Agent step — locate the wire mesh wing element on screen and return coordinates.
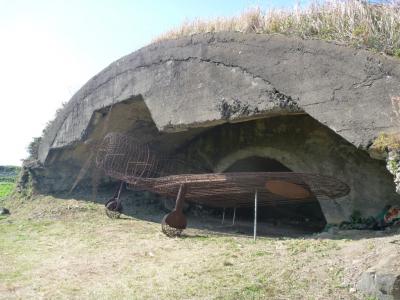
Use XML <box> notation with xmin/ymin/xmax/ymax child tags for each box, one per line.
<box><xmin>95</xmin><ymin>132</ymin><xmax>350</xmax><ymax>208</ymax></box>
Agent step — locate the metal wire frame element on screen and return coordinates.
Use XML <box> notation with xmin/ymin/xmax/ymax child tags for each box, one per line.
<box><xmin>96</xmin><ymin>132</ymin><xmax>203</xmax><ymax>184</ymax></box>
<box><xmin>95</xmin><ymin>132</ymin><xmax>350</xmax><ymax>208</ymax></box>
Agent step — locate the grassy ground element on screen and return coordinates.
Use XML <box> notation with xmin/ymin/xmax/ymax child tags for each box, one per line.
<box><xmin>0</xmin><ymin>166</ymin><xmax>19</xmax><ymax>199</ymax></box>
<box><xmin>1</xmin><ymin>193</ymin><xmax>399</xmax><ymax>299</ymax></box>
<box><xmin>0</xmin><ymin>183</ymin><xmax>14</xmax><ymax>198</ymax></box>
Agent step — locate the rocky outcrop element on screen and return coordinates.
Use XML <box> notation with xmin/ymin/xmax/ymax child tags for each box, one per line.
<box><xmin>357</xmin><ymin>254</ymin><xmax>400</xmax><ymax>300</ymax></box>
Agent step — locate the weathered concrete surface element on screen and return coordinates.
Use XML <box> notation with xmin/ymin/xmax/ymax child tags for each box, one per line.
<box><xmin>32</xmin><ymin>32</ymin><xmax>400</xmax><ymax>224</ymax></box>
<box><xmin>31</xmin><ymin>97</ymin><xmax>208</xmax><ymax>193</ymax></box>
<box><xmin>181</xmin><ymin>115</ymin><xmax>400</xmax><ymax>224</ymax></box>
<box><xmin>38</xmin><ymin>32</ymin><xmax>400</xmax><ymax>164</ymax></box>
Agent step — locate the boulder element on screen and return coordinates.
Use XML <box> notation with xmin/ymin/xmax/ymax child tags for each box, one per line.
<box><xmin>0</xmin><ymin>207</ymin><xmax>10</xmax><ymax>215</ymax></box>
<box><xmin>357</xmin><ymin>254</ymin><xmax>400</xmax><ymax>300</ymax></box>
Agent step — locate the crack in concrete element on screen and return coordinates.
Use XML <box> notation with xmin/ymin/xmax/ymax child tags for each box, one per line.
<box><xmin>66</xmin><ymin>55</ymin><xmax>298</xmax><ymax>120</ymax></box>
<box><xmin>40</xmin><ymin>34</ymin><xmax>400</xmax><ymax>164</ymax></box>
<box><xmin>351</xmin><ymin>75</ymin><xmax>382</xmax><ymax>89</ymax></box>
<box><xmin>78</xmin><ymin>55</ymin><xmax>292</xmax><ymax>105</ymax></box>
<box><xmin>351</xmin><ymin>63</ymin><xmax>388</xmax><ymax>89</ymax></box>
<box><xmin>303</xmin><ymin>85</ymin><xmax>344</xmax><ymax>107</ymax></box>
<box><xmin>336</xmin><ymin>125</ymin><xmax>392</xmax><ymax>133</ymax></box>
<box><xmin>47</xmin><ymin>56</ymin><xmax>299</xmax><ymax>153</ymax></box>
<box><xmin>331</xmin><ymin>85</ymin><xmax>344</xmax><ymax>102</ymax></box>
<box><xmin>302</xmin><ymin>100</ymin><xmax>332</xmax><ymax>107</ymax></box>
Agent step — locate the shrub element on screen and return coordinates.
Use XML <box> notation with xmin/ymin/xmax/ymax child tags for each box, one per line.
<box><xmin>27</xmin><ymin>137</ymin><xmax>42</xmax><ymax>160</ymax></box>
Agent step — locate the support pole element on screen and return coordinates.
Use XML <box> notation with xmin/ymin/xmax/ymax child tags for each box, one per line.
<box><xmin>222</xmin><ymin>208</ymin><xmax>225</xmax><ymax>225</ymax></box>
<box><xmin>174</xmin><ymin>184</ymin><xmax>187</xmax><ymax>212</ymax></box>
<box><xmin>232</xmin><ymin>207</ymin><xmax>236</xmax><ymax>226</ymax></box>
<box><xmin>254</xmin><ymin>189</ymin><xmax>258</xmax><ymax>241</ymax></box>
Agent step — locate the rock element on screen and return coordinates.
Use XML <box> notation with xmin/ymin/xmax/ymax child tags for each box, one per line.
<box><xmin>358</xmin><ymin>272</ymin><xmax>400</xmax><ymax>300</ymax></box>
<box><xmin>357</xmin><ymin>255</ymin><xmax>400</xmax><ymax>300</ymax></box>
<box><xmin>0</xmin><ymin>207</ymin><xmax>10</xmax><ymax>215</ymax></box>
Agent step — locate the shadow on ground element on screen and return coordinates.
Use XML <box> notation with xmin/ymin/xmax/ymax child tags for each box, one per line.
<box><xmin>53</xmin><ymin>187</ymin><xmax>400</xmax><ymax>241</ymax></box>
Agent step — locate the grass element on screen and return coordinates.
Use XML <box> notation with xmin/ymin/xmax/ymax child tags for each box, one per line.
<box><xmin>0</xmin><ymin>193</ymin><xmax>377</xmax><ymax>299</ymax></box>
<box><xmin>0</xmin><ymin>183</ymin><xmax>14</xmax><ymax>198</ymax></box>
<box><xmin>155</xmin><ymin>0</ymin><xmax>400</xmax><ymax>58</ymax></box>
<box><xmin>371</xmin><ymin>132</ymin><xmax>400</xmax><ymax>153</ymax></box>
<box><xmin>0</xmin><ymin>165</ymin><xmax>19</xmax><ymax>199</ymax></box>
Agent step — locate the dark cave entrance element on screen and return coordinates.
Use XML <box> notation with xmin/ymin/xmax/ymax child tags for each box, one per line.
<box><xmin>222</xmin><ymin>156</ymin><xmax>327</xmax><ymax>232</ymax></box>
<box><xmin>225</xmin><ymin>156</ymin><xmax>292</xmax><ymax>173</ymax></box>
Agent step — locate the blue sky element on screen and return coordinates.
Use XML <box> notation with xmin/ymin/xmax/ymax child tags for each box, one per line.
<box><xmin>0</xmin><ymin>0</ymin><xmax>304</xmax><ymax>165</ymax></box>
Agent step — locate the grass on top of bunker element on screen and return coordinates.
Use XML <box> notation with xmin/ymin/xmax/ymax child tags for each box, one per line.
<box><xmin>1</xmin><ymin>193</ymin><xmax>399</xmax><ymax>300</ymax></box>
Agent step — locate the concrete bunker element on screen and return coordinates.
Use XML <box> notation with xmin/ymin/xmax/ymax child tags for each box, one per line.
<box><xmin>30</xmin><ymin>32</ymin><xmax>400</xmax><ymax>232</ymax></box>
<box><xmin>43</xmin><ymin>98</ymin><xmax>393</xmax><ymax>232</ymax></box>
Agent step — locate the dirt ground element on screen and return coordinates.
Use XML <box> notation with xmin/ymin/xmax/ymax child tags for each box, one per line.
<box><xmin>1</xmin><ymin>193</ymin><xmax>399</xmax><ymax>300</ymax></box>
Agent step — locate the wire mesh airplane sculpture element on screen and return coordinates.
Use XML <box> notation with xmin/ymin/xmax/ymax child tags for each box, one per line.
<box><xmin>95</xmin><ymin>132</ymin><xmax>350</xmax><ymax>237</ymax></box>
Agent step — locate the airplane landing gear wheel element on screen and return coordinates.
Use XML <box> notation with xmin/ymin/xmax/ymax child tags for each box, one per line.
<box><xmin>161</xmin><ymin>215</ymin><xmax>183</xmax><ymax>237</ymax></box>
<box><xmin>105</xmin><ymin>198</ymin><xmax>122</xmax><ymax>219</ymax></box>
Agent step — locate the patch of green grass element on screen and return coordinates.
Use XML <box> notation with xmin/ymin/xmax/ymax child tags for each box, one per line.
<box><xmin>243</xmin><ymin>283</ymin><xmax>264</xmax><ymax>295</ymax></box>
<box><xmin>0</xmin><ymin>182</ymin><xmax>14</xmax><ymax>198</ymax></box>
<box><xmin>286</xmin><ymin>238</ymin><xmax>340</xmax><ymax>256</ymax></box>
<box><xmin>253</xmin><ymin>250</ymin><xmax>268</xmax><ymax>257</ymax></box>
<box><xmin>0</xmin><ymin>165</ymin><xmax>18</xmax><ymax>199</ymax></box>
<box><xmin>230</xmin><ymin>277</ymin><xmax>278</xmax><ymax>300</ymax></box>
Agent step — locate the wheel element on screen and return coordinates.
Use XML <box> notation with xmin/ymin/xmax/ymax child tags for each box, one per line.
<box><xmin>161</xmin><ymin>214</ymin><xmax>183</xmax><ymax>237</ymax></box>
<box><xmin>105</xmin><ymin>198</ymin><xmax>122</xmax><ymax>219</ymax></box>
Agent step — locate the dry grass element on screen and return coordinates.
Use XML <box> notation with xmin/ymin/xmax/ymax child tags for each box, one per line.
<box><xmin>371</xmin><ymin>132</ymin><xmax>400</xmax><ymax>153</ymax></box>
<box><xmin>1</xmin><ymin>194</ymin><xmax>399</xmax><ymax>299</ymax></box>
<box><xmin>156</xmin><ymin>0</ymin><xmax>400</xmax><ymax>57</ymax></box>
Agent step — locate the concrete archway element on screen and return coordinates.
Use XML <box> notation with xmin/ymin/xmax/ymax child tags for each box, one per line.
<box><xmin>181</xmin><ymin>114</ymin><xmax>399</xmax><ymax>224</ymax></box>
<box><xmin>222</xmin><ymin>155</ymin><xmax>327</xmax><ymax>231</ymax></box>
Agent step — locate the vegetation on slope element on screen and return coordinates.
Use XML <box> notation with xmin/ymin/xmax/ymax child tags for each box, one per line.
<box><xmin>0</xmin><ymin>166</ymin><xmax>20</xmax><ymax>198</ymax></box>
<box><xmin>156</xmin><ymin>0</ymin><xmax>400</xmax><ymax>57</ymax></box>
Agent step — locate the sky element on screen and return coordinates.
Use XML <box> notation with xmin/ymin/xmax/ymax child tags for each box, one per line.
<box><xmin>0</xmin><ymin>0</ymin><xmax>302</xmax><ymax>166</ymax></box>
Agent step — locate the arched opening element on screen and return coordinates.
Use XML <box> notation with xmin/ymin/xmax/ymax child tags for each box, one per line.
<box><xmin>225</xmin><ymin>156</ymin><xmax>292</xmax><ymax>173</ymax></box>
<box><xmin>223</xmin><ymin>156</ymin><xmax>327</xmax><ymax>232</ymax></box>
